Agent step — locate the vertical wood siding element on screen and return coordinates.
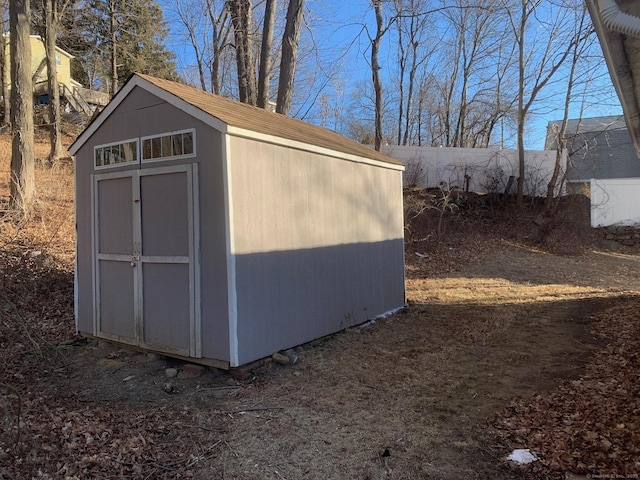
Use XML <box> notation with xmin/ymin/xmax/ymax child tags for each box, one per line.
<box><xmin>230</xmin><ymin>137</ymin><xmax>405</xmax><ymax>364</ymax></box>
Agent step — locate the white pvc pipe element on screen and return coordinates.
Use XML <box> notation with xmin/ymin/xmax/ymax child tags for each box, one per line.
<box><xmin>600</xmin><ymin>0</ymin><xmax>640</xmax><ymax>36</ymax></box>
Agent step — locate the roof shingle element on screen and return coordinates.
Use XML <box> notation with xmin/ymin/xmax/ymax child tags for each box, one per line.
<box><xmin>136</xmin><ymin>74</ymin><xmax>402</xmax><ymax>167</ymax></box>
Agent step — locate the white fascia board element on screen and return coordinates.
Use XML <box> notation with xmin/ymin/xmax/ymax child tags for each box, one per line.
<box><xmin>69</xmin><ymin>76</ymin><xmax>230</xmax><ymax>155</ymax></box>
<box><xmin>225</xmin><ymin>126</ymin><xmax>405</xmax><ymax>172</ymax></box>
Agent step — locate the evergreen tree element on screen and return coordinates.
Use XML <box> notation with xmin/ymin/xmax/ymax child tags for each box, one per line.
<box><xmin>110</xmin><ymin>0</ymin><xmax>179</xmax><ymax>83</ymax></box>
<box><xmin>68</xmin><ymin>0</ymin><xmax>179</xmax><ymax>94</ymax></box>
<box><xmin>56</xmin><ymin>1</ymin><xmax>102</xmax><ymax>88</ymax></box>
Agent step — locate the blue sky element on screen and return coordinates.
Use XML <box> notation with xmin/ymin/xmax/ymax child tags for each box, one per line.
<box><xmin>159</xmin><ymin>0</ymin><xmax>623</xmax><ymax>150</ymax></box>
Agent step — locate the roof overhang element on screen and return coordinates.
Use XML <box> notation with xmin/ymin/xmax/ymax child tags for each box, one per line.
<box><xmin>69</xmin><ymin>74</ymin><xmax>404</xmax><ymax>170</ymax></box>
<box><xmin>586</xmin><ymin>0</ymin><xmax>640</xmax><ymax>157</ymax></box>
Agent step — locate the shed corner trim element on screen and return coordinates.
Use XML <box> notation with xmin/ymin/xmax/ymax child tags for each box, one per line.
<box><xmin>221</xmin><ymin>133</ymin><xmax>239</xmax><ymax>366</ymax></box>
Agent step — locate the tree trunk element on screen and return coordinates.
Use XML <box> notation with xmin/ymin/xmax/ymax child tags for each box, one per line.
<box><xmin>545</xmin><ymin>7</ymin><xmax>587</xmax><ymax>212</ymax></box>
<box><xmin>257</xmin><ymin>0</ymin><xmax>276</xmax><ymax>109</ymax></box>
<box><xmin>276</xmin><ymin>0</ymin><xmax>304</xmax><ymax>115</ymax></box>
<box><xmin>173</xmin><ymin>0</ymin><xmax>207</xmax><ymax>91</ymax></box>
<box><xmin>9</xmin><ymin>0</ymin><xmax>36</xmax><ymax>215</ymax></box>
<box><xmin>516</xmin><ymin>115</ymin><xmax>525</xmax><ymax>206</ymax></box>
<box><xmin>512</xmin><ymin>0</ymin><xmax>576</xmax><ymax>207</ymax></box>
<box><xmin>0</xmin><ymin>0</ymin><xmax>10</xmax><ymax>128</ymax></box>
<box><xmin>396</xmin><ymin>17</ymin><xmax>405</xmax><ymax>146</ymax></box>
<box><xmin>516</xmin><ymin>0</ymin><xmax>526</xmax><ymax>208</ymax></box>
<box><xmin>211</xmin><ymin>39</ymin><xmax>220</xmax><ymax>94</ymax></box>
<box><xmin>0</xmin><ymin>18</ymin><xmax>9</xmax><ymax>128</ymax></box>
<box><xmin>371</xmin><ymin>0</ymin><xmax>384</xmax><ymax>151</ymax></box>
<box><xmin>191</xmin><ymin>29</ymin><xmax>207</xmax><ymax>91</ymax></box>
<box><xmin>32</xmin><ymin>58</ymin><xmax>46</xmax><ymax>83</ymax></box>
<box><xmin>503</xmin><ymin>175</ymin><xmax>515</xmax><ymax>200</ymax></box>
<box><xmin>403</xmin><ymin>32</ymin><xmax>419</xmax><ymax>146</ymax></box>
<box><xmin>44</xmin><ymin>0</ymin><xmax>64</xmax><ymax>163</ymax></box>
<box><xmin>206</xmin><ymin>0</ymin><xmax>230</xmax><ymax>95</ymax></box>
<box><xmin>227</xmin><ymin>0</ymin><xmax>257</xmax><ymax>105</ymax></box>
<box><xmin>109</xmin><ymin>0</ymin><xmax>118</xmax><ymax>96</ymax></box>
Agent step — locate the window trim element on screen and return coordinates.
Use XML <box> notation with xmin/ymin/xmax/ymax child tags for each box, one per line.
<box><xmin>141</xmin><ymin>129</ymin><xmax>196</xmax><ymax>163</ymax></box>
<box><xmin>94</xmin><ymin>138</ymin><xmax>140</xmax><ymax>170</ymax></box>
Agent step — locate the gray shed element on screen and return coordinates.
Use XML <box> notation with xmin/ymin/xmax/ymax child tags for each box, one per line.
<box><xmin>70</xmin><ymin>74</ymin><xmax>406</xmax><ymax>369</ymax></box>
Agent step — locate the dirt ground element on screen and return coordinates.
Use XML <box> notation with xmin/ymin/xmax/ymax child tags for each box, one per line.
<box><xmin>1</xmin><ymin>134</ymin><xmax>640</xmax><ymax>479</ymax></box>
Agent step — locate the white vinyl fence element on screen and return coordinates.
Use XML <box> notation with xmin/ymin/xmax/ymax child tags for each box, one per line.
<box><xmin>383</xmin><ymin>145</ymin><xmax>560</xmax><ymax>197</ymax></box>
<box><xmin>590</xmin><ymin>178</ymin><xmax>640</xmax><ymax>227</ymax></box>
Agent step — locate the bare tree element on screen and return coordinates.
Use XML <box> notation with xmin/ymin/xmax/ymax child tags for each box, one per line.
<box><xmin>545</xmin><ymin>3</ymin><xmax>593</xmax><ymax>212</ymax></box>
<box><xmin>370</xmin><ymin>0</ymin><xmax>391</xmax><ymax>151</ymax></box>
<box><xmin>168</xmin><ymin>0</ymin><xmax>233</xmax><ymax>94</ymax></box>
<box><xmin>424</xmin><ymin>0</ymin><xmax>511</xmax><ymax>148</ymax></box>
<box><xmin>483</xmin><ymin>38</ymin><xmax>518</xmax><ymax>148</ymax></box>
<box><xmin>224</xmin><ymin>0</ymin><xmax>309</xmax><ymax>113</ymax></box>
<box><xmin>257</xmin><ymin>0</ymin><xmax>276</xmax><ymax>108</ymax></box>
<box><xmin>506</xmin><ymin>0</ymin><xmax>577</xmax><ymax>207</ymax></box>
<box><xmin>0</xmin><ymin>0</ymin><xmax>9</xmax><ymax>128</ymax></box>
<box><xmin>42</xmin><ymin>0</ymin><xmax>73</xmax><ymax>163</ymax></box>
<box><xmin>275</xmin><ymin>0</ymin><xmax>304</xmax><ymax>115</ymax></box>
<box><xmin>172</xmin><ymin>0</ymin><xmax>209</xmax><ymax>90</ymax></box>
<box><xmin>393</xmin><ymin>0</ymin><xmax>434</xmax><ymax>146</ymax></box>
<box><xmin>9</xmin><ymin>0</ymin><xmax>36</xmax><ymax>214</ymax></box>
<box><xmin>205</xmin><ymin>0</ymin><xmax>232</xmax><ymax>95</ymax></box>
<box><xmin>450</xmin><ymin>2</ymin><xmax>494</xmax><ymax>147</ymax></box>
<box><xmin>106</xmin><ymin>0</ymin><xmax>117</xmax><ymax>95</ymax></box>
<box><xmin>394</xmin><ymin>1</ymin><xmax>407</xmax><ymax>145</ymax></box>
<box><xmin>227</xmin><ymin>0</ymin><xmax>257</xmax><ymax>104</ymax></box>
<box><xmin>382</xmin><ymin>1</ymin><xmax>513</xmax><ymax>148</ymax></box>
<box><xmin>439</xmin><ymin>16</ymin><xmax>461</xmax><ymax>147</ymax></box>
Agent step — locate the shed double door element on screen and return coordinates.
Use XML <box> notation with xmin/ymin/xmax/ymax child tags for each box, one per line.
<box><xmin>92</xmin><ymin>164</ymin><xmax>200</xmax><ymax>357</ymax></box>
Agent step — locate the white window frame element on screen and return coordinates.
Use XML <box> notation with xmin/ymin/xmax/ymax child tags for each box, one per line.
<box><xmin>141</xmin><ymin>129</ymin><xmax>196</xmax><ymax>164</ymax></box>
<box><xmin>94</xmin><ymin>138</ymin><xmax>140</xmax><ymax>170</ymax></box>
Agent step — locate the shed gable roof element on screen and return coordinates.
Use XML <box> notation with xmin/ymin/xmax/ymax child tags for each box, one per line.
<box><xmin>70</xmin><ymin>73</ymin><xmax>403</xmax><ymax>168</ymax></box>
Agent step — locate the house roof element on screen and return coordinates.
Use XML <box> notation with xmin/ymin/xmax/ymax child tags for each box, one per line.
<box><xmin>586</xmin><ymin>0</ymin><xmax>640</xmax><ymax>157</ymax></box>
<box><xmin>69</xmin><ymin>73</ymin><xmax>403</xmax><ymax>169</ymax></box>
<box><xmin>559</xmin><ymin>115</ymin><xmax>627</xmax><ymax>133</ymax></box>
<box><xmin>28</xmin><ymin>35</ymin><xmax>75</xmax><ymax>59</ymax></box>
<box><xmin>544</xmin><ymin>115</ymin><xmax>640</xmax><ymax>181</ymax></box>
<box><xmin>566</xmin><ymin>128</ymin><xmax>640</xmax><ymax>181</ymax></box>
<box><xmin>544</xmin><ymin>115</ymin><xmax>626</xmax><ymax>149</ymax></box>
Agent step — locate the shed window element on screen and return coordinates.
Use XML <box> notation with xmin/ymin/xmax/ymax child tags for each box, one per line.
<box><xmin>142</xmin><ymin>129</ymin><xmax>195</xmax><ymax>161</ymax></box>
<box><xmin>95</xmin><ymin>139</ymin><xmax>138</xmax><ymax>168</ymax></box>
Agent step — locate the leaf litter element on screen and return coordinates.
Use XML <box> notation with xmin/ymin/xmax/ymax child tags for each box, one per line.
<box><xmin>1</xmin><ymin>137</ymin><xmax>640</xmax><ymax>479</ymax></box>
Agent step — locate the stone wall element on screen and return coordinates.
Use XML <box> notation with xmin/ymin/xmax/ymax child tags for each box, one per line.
<box><xmin>598</xmin><ymin>225</ymin><xmax>640</xmax><ymax>248</ymax></box>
